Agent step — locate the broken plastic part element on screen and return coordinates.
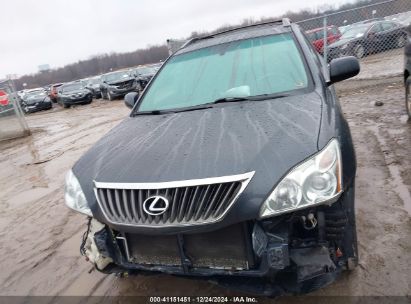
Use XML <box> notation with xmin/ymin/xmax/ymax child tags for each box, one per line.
<box><xmin>83</xmin><ymin>218</ymin><xmax>113</xmax><ymax>270</ymax></box>
<box><xmin>301</xmin><ymin>213</ymin><xmax>317</xmax><ymax>230</ymax></box>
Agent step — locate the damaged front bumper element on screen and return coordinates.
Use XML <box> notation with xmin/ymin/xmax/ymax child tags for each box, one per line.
<box><xmin>81</xmin><ymin>187</ymin><xmax>357</xmax><ymax>296</ymax></box>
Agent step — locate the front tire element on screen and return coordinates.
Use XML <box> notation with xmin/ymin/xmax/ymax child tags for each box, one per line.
<box><xmin>107</xmin><ymin>91</ymin><xmax>113</xmax><ymax>101</ymax></box>
<box><xmin>406</xmin><ymin>77</ymin><xmax>411</xmax><ymax>120</ymax></box>
<box><xmin>354</xmin><ymin>44</ymin><xmax>365</xmax><ymax>59</ymax></box>
<box><xmin>63</xmin><ymin>103</ymin><xmax>70</xmax><ymax>109</ymax></box>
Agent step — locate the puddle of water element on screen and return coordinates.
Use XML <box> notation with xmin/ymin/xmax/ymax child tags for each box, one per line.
<box><xmin>7</xmin><ymin>187</ymin><xmax>51</xmax><ymax>208</ymax></box>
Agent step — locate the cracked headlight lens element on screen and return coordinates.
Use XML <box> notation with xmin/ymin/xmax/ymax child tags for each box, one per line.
<box><xmin>260</xmin><ymin>139</ymin><xmax>342</xmax><ymax>218</ymax></box>
<box><xmin>64</xmin><ymin>169</ymin><xmax>92</xmax><ymax>216</ymax></box>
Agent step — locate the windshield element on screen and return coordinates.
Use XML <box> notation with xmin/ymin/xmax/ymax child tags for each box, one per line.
<box><xmin>88</xmin><ymin>78</ymin><xmax>101</xmax><ymax>85</ymax></box>
<box><xmin>341</xmin><ymin>24</ymin><xmax>370</xmax><ymax>39</ymax></box>
<box><xmin>306</xmin><ymin>31</ymin><xmax>319</xmax><ymax>41</ymax></box>
<box><xmin>61</xmin><ymin>83</ymin><xmax>84</xmax><ymax>92</ymax></box>
<box><xmin>137</xmin><ymin>33</ymin><xmax>309</xmax><ymax>112</ymax></box>
<box><xmin>103</xmin><ymin>71</ymin><xmax>131</xmax><ymax>82</ymax></box>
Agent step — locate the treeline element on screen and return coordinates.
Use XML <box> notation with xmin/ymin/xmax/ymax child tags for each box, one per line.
<box><xmin>15</xmin><ymin>45</ymin><xmax>168</xmax><ymax>90</ymax></box>
<box><xmin>16</xmin><ymin>0</ymin><xmax>409</xmax><ymax>90</ymax></box>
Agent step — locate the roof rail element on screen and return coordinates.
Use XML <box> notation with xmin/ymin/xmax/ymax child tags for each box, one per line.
<box><xmin>178</xmin><ymin>18</ymin><xmax>291</xmax><ymax>51</ymax></box>
<box><xmin>282</xmin><ymin>18</ymin><xmax>291</xmax><ymax>27</ymax></box>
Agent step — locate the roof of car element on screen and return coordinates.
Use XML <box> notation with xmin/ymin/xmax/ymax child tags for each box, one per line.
<box><xmin>306</xmin><ymin>25</ymin><xmax>337</xmax><ymax>33</ymax></box>
<box><xmin>62</xmin><ymin>82</ymin><xmax>83</xmax><ymax>86</ymax></box>
<box><xmin>175</xmin><ymin>19</ymin><xmax>293</xmax><ymax>55</ymax></box>
<box><xmin>26</xmin><ymin>88</ymin><xmax>45</xmax><ymax>93</ymax></box>
<box><xmin>103</xmin><ymin>70</ymin><xmax>130</xmax><ymax>76</ymax></box>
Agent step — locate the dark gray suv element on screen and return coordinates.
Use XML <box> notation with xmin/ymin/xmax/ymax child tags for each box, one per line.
<box><xmin>64</xmin><ymin>19</ymin><xmax>360</xmax><ymax>296</ymax></box>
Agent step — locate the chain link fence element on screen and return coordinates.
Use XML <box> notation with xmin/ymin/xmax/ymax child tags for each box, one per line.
<box><xmin>0</xmin><ymin>79</ymin><xmax>30</xmax><ymax>141</ymax></box>
<box><xmin>297</xmin><ymin>0</ymin><xmax>411</xmax><ymax>78</ymax></box>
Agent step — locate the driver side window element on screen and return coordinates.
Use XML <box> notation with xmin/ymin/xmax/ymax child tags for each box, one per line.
<box><xmin>381</xmin><ymin>22</ymin><xmax>395</xmax><ymax>31</ymax></box>
<box><xmin>369</xmin><ymin>23</ymin><xmax>383</xmax><ymax>34</ymax></box>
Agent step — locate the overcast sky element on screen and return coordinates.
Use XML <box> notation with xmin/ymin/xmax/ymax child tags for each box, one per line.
<box><xmin>0</xmin><ymin>0</ymin><xmax>353</xmax><ymax>78</ymax></box>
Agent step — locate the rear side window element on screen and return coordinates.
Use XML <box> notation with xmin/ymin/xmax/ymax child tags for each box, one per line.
<box><xmin>381</xmin><ymin>22</ymin><xmax>396</xmax><ymax>31</ymax></box>
<box><xmin>328</xmin><ymin>27</ymin><xmax>339</xmax><ymax>36</ymax></box>
<box><xmin>307</xmin><ymin>31</ymin><xmax>319</xmax><ymax>41</ymax></box>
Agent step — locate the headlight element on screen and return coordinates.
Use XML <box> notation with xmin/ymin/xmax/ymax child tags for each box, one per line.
<box><xmin>341</xmin><ymin>43</ymin><xmax>349</xmax><ymax>50</ymax></box>
<box><xmin>260</xmin><ymin>139</ymin><xmax>342</xmax><ymax>218</ymax></box>
<box><xmin>65</xmin><ymin>169</ymin><xmax>92</xmax><ymax>216</ymax></box>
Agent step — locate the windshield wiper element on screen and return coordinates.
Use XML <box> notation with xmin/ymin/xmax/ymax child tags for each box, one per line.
<box><xmin>133</xmin><ymin>110</ymin><xmax>170</xmax><ymax>116</ymax></box>
<box><xmin>212</xmin><ymin>97</ymin><xmax>252</xmax><ymax>104</ymax></box>
<box><xmin>133</xmin><ymin>104</ymin><xmax>213</xmax><ymax>116</ymax></box>
<box><xmin>133</xmin><ymin>93</ymin><xmax>290</xmax><ymax>116</ymax></box>
<box><xmin>211</xmin><ymin>93</ymin><xmax>290</xmax><ymax>104</ymax></box>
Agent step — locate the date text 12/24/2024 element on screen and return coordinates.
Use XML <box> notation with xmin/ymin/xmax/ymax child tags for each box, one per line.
<box><xmin>149</xmin><ymin>297</ymin><xmax>258</xmax><ymax>303</ymax></box>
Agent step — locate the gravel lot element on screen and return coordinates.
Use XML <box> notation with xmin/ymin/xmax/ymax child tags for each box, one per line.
<box><xmin>0</xmin><ymin>75</ymin><xmax>410</xmax><ymax>301</ymax></box>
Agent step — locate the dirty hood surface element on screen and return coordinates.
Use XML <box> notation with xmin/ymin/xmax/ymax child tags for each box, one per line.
<box><xmin>74</xmin><ymin>92</ymin><xmax>323</xmax><ymax>214</ymax></box>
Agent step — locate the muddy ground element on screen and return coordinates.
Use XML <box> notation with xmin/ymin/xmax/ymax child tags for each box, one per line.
<box><xmin>0</xmin><ymin>75</ymin><xmax>410</xmax><ymax>301</ymax></box>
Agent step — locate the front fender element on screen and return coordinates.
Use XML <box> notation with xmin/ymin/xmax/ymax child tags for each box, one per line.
<box><xmin>318</xmin><ymin>86</ymin><xmax>356</xmax><ymax>190</ymax></box>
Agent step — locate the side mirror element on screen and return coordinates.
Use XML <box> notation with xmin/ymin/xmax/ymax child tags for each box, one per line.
<box><xmin>328</xmin><ymin>56</ymin><xmax>360</xmax><ymax>85</ymax></box>
<box><xmin>124</xmin><ymin>92</ymin><xmax>139</xmax><ymax>109</ymax></box>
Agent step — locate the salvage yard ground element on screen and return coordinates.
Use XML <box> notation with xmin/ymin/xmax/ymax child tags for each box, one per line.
<box><xmin>0</xmin><ymin>75</ymin><xmax>410</xmax><ymax>301</ymax></box>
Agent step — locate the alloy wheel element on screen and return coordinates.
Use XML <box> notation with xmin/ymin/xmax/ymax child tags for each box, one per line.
<box><xmin>354</xmin><ymin>45</ymin><xmax>365</xmax><ymax>59</ymax></box>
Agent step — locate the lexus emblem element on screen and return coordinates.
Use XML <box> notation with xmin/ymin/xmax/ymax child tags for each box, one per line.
<box><xmin>143</xmin><ymin>195</ymin><xmax>169</xmax><ymax>216</ymax></box>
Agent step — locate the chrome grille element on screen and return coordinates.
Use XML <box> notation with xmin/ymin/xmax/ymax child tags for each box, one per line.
<box><xmin>94</xmin><ymin>172</ymin><xmax>254</xmax><ymax>227</ymax></box>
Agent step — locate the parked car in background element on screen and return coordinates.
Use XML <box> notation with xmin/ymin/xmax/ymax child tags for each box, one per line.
<box><xmin>404</xmin><ymin>24</ymin><xmax>411</xmax><ymax>119</ymax></box>
<box><xmin>338</xmin><ymin>18</ymin><xmax>383</xmax><ymax>37</ymax></box>
<box><xmin>329</xmin><ymin>20</ymin><xmax>407</xmax><ymax>59</ymax></box>
<box><xmin>20</xmin><ymin>88</ymin><xmax>52</xmax><ymax>113</ymax></box>
<box><xmin>100</xmin><ymin>70</ymin><xmax>137</xmax><ymax>100</ymax></box>
<box><xmin>130</xmin><ymin>65</ymin><xmax>158</xmax><ymax>91</ymax></box>
<box><xmin>0</xmin><ymin>88</ymin><xmax>17</xmax><ymax>118</ymax></box>
<box><xmin>57</xmin><ymin>82</ymin><xmax>93</xmax><ymax>108</ymax></box>
<box><xmin>339</xmin><ymin>24</ymin><xmax>350</xmax><ymax>35</ymax></box>
<box><xmin>86</xmin><ymin>76</ymin><xmax>102</xmax><ymax>99</ymax></box>
<box><xmin>151</xmin><ymin>62</ymin><xmax>163</xmax><ymax>71</ymax></box>
<box><xmin>49</xmin><ymin>83</ymin><xmax>63</xmax><ymax>103</ymax></box>
<box><xmin>306</xmin><ymin>25</ymin><xmax>341</xmax><ymax>54</ymax></box>
<box><xmin>65</xmin><ymin>19</ymin><xmax>360</xmax><ymax>296</ymax></box>
<box><xmin>386</xmin><ymin>11</ymin><xmax>411</xmax><ymax>27</ymax></box>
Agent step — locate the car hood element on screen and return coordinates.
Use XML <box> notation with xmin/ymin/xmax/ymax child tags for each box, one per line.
<box><xmin>138</xmin><ymin>74</ymin><xmax>154</xmax><ymax>79</ymax></box>
<box><xmin>107</xmin><ymin>78</ymin><xmax>134</xmax><ymax>85</ymax></box>
<box><xmin>23</xmin><ymin>96</ymin><xmax>48</xmax><ymax>104</ymax></box>
<box><xmin>73</xmin><ymin>91</ymin><xmax>323</xmax><ymax>225</ymax></box>
<box><xmin>62</xmin><ymin>89</ymin><xmax>89</xmax><ymax>95</ymax></box>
